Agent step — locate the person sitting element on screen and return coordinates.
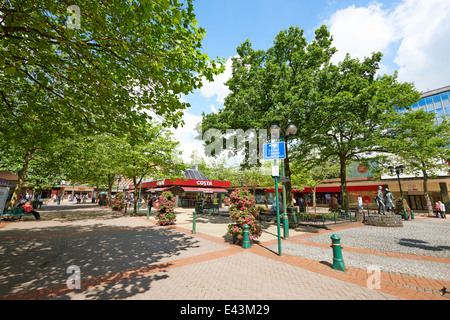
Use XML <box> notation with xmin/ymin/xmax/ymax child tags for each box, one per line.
<box><xmin>269</xmin><ymin>203</ymin><xmax>283</xmax><ymax>212</ymax></box>
<box><xmin>18</xmin><ymin>200</ymin><xmax>40</xmax><ymax>220</ymax></box>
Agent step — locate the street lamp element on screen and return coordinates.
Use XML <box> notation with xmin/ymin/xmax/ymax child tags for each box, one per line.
<box><xmin>271</xmin><ymin>123</ymin><xmax>297</xmax><ymax>240</ymax></box>
<box><xmin>388</xmin><ymin>165</ymin><xmax>408</xmax><ymax>220</ymax></box>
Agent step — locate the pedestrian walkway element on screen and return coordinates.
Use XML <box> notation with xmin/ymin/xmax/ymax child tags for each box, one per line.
<box><xmin>0</xmin><ymin>203</ymin><xmax>448</xmax><ymax>302</ymax></box>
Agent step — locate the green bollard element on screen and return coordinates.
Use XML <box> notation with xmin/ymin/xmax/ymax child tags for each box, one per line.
<box><xmin>283</xmin><ymin>213</ymin><xmax>289</xmax><ymax>239</ymax></box>
<box><xmin>330</xmin><ymin>234</ymin><xmax>345</xmax><ymax>271</ymax></box>
<box><xmin>242</xmin><ymin>224</ymin><xmax>251</xmax><ymax>249</ymax></box>
<box><xmin>192</xmin><ymin>210</ymin><xmax>197</xmax><ymax>234</ymax></box>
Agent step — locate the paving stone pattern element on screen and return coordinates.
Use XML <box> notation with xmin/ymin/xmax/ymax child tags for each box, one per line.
<box><xmin>0</xmin><ymin>203</ymin><xmax>448</xmax><ymax>301</ymax></box>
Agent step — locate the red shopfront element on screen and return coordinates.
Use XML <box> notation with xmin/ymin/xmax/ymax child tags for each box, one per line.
<box><xmin>140</xmin><ymin>179</ymin><xmax>231</xmax><ymax>207</ymax></box>
<box><xmin>264</xmin><ymin>185</ymin><xmax>383</xmax><ymax>206</ymax></box>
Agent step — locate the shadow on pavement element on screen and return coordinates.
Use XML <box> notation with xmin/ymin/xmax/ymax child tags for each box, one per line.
<box><xmin>0</xmin><ymin>225</ymin><xmax>203</xmax><ymax>299</ymax></box>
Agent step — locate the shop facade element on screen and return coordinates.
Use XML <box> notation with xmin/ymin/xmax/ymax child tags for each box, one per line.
<box><xmin>140</xmin><ymin>179</ymin><xmax>230</xmax><ymax>207</ymax></box>
<box><xmin>264</xmin><ymin>183</ymin><xmax>384</xmax><ymax>208</ymax></box>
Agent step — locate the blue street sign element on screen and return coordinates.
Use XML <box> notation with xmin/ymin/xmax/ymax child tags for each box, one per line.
<box><xmin>263</xmin><ymin>142</ymin><xmax>286</xmax><ymax>160</ymax></box>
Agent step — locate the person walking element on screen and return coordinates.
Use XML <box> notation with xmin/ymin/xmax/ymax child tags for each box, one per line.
<box><xmin>148</xmin><ymin>196</ymin><xmax>154</xmax><ymax>214</ymax></box>
<box><xmin>435</xmin><ymin>202</ymin><xmax>441</xmax><ymax>218</ymax></box>
<box><xmin>439</xmin><ymin>201</ymin><xmax>446</xmax><ymax>219</ymax></box>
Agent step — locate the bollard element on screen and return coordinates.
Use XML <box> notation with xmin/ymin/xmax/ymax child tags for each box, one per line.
<box><xmin>242</xmin><ymin>224</ymin><xmax>251</xmax><ymax>249</ymax></box>
<box><xmin>192</xmin><ymin>210</ymin><xmax>197</xmax><ymax>234</ymax></box>
<box><xmin>283</xmin><ymin>213</ymin><xmax>289</xmax><ymax>239</ymax></box>
<box><xmin>330</xmin><ymin>234</ymin><xmax>345</xmax><ymax>271</ymax></box>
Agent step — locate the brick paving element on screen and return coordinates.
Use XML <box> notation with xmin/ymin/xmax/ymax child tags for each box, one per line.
<box><xmin>0</xmin><ymin>203</ymin><xmax>448</xmax><ymax>302</ymax></box>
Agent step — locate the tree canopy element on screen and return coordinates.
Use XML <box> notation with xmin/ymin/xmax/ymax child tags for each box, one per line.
<box><xmin>1</xmin><ymin>0</ymin><xmax>224</xmax><ymax>207</ymax></box>
<box><xmin>201</xmin><ymin>25</ymin><xmax>336</xmax><ymax>205</ymax></box>
<box><xmin>201</xmin><ymin>25</ymin><xmax>421</xmax><ymax>211</ymax></box>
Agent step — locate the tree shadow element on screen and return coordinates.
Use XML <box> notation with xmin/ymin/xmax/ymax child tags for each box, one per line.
<box><xmin>398</xmin><ymin>238</ymin><xmax>450</xmax><ymax>252</ymax></box>
<box><xmin>0</xmin><ymin>225</ymin><xmax>204</xmax><ymax>300</ymax></box>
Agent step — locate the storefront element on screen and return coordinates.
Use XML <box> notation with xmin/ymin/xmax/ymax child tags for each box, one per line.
<box><xmin>135</xmin><ymin>166</ymin><xmax>231</xmax><ymax>208</ymax></box>
<box><xmin>264</xmin><ymin>184</ymin><xmax>384</xmax><ymax>208</ymax></box>
<box><xmin>141</xmin><ymin>179</ymin><xmax>231</xmax><ymax>207</ymax></box>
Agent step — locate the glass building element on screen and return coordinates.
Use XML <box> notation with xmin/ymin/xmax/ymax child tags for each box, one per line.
<box><xmin>397</xmin><ymin>85</ymin><xmax>450</xmax><ymax>124</ymax></box>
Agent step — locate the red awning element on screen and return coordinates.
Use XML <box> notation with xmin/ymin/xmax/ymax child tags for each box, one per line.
<box><xmin>264</xmin><ymin>185</ymin><xmax>382</xmax><ymax>193</ymax></box>
<box><xmin>145</xmin><ymin>187</ymin><xmax>173</xmax><ymax>193</ymax></box>
<box><xmin>181</xmin><ymin>187</ymin><xmax>229</xmax><ymax>194</ymax></box>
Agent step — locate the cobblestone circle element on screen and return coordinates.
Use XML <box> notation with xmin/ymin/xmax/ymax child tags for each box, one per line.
<box><xmin>270</xmin><ymin>218</ymin><xmax>450</xmax><ymax>281</ymax></box>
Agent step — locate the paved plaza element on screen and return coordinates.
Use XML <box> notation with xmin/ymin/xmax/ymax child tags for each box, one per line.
<box><xmin>0</xmin><ymin>202</ymin><xmax>448</xmax><ymax>304</ymax></box>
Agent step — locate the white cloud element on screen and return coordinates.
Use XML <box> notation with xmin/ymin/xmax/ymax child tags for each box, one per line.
<box><xmin>197</xmin><ymin>56</ymin><xmax>235</xmax><ymax>104</ymax></box>
<box><xmin>390</xmin><ymin>0</ymin><xmax>450</xmax><ymax>91</ymax></box>
<box><xmin>327</xmin><ymin>3</ymin><xmax>396</xmax><ymax>63</ymax></box>
<box><xmin>326</xmin><ymin>0</ymin><xmax>450</xmax><ymax>92</ymax></box>
<box><xmin>172</xmin><ymin>110</ymin><xmax>205</xmax><ymax>163</ymax></box>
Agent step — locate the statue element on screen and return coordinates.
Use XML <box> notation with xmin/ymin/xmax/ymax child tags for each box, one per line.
<box><xmin>375</xmin><ymin>186</ymin><xmax>385</xmax><ymax>215</ymax></box>
<box><xmin>384</xmin><ymin>188</ymin><xmax>395</xmax><ymax>214</ymax></box>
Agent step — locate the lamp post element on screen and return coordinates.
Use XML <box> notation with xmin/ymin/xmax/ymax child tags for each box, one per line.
<box><xmin>270</xmin><ymin>124</ymin><xmax>282</xmax><ymax>255</ymax></box>
<box><xmin>271</xmin><ymin>123</ymin><xmax>297</xmax><ymax>240</ymax></box>
<box><xmin>388</xmin><ymin>165</ymin><xmax>408</xmax><ymax>220</ymax></box>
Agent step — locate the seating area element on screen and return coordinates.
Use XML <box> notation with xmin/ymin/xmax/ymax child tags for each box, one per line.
<box><xmin>195</xmin><ymin>203</ymin><xmax>220</xmax><ymax>215</ymax></box>
<box><xmin>1</xmin><ymin>208</ymin><xmax>32</xmax><ymax>221</ymax></box>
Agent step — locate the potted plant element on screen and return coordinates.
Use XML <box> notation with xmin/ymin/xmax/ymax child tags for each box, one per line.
<box><xmin>328</xmin><ymin>197</ymin><xmax>339</xmax><ymax>213</ymax></box>
<box><xmin>394</xmin><ymin>197</ymin><xmax>412</xmax><ymax>219</ymax></box>
<box><xmin>112</xmin><ymin>193</ymin><xmax>125</xmax><ymax>211</ymax></box>
<box><xmin>226</xmin><ymin>188</ymin><xmax>262</xmax><ymax>245</ymax></box>
<box><xmin>156</xmin><ymin>191</ymin><xmax>177</xmax><ymax>225</ymax></box>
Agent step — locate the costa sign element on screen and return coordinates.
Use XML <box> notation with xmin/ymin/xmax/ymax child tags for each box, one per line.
<box><xmin>197</xmin><ymin>180</ymin><xmax>213</xmax><ymax>186</ymax></box>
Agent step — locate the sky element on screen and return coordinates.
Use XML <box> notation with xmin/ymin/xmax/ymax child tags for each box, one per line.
<box><xmin>173</xmin><ymin>0</ymin><xmax>450</xmax><ymax>164</ymax></box>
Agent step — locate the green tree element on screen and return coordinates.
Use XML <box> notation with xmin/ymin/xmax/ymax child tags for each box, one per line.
<box><xmin>117</xmin><ymin>125</ymin><xmax>186</xmax><ymax>215</ymax></box>
<box><xmin>300</xmin><ymin>54</ymin><xmax>420</xmax><ymax>212</ymax></box>
<box><xmin>1</xmin><ymin>0</ymin><xmax>224</xmax><ymax>207</ymax></box>
<box><xmin>382</xmin><ymin>110</ymin><xmax>450</xmax><ymax>216</ymax></box>
<box><xmin>291</xmin><ymin>158</ymin><xmax>340</xmax><ymax>210</ymax></box>
<box><xmin>62</xmin><ymin>134</ymin><xmax>123</xmax><ymax>204</ymax></box>
<box><xmin>201</xmin><ymin>25</ymin><xmax>336</xmax><ymax>206</ymax></box>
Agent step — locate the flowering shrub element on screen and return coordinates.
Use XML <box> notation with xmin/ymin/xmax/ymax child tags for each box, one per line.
<box><xmin>328</xmin><ymin>197</ymin><xmax>339</xmax><ymax>213</ymax></box>
<box><xmin>156</xmin><ymin>191</ymin><xmax>177</xmax><ymax>225</ymax></box>
<box><xmin>112</xmin><ymin>193</ymin><xmax>125</xmax><ymax>211</ymax></box>
<box><xmin>226</xmin><ymin>188</ymin><xmax>262</xmax><ymax>245</ymax></box>
<box><xmin>394</xmin><ymin>197</ymin><xmax>412</xmax><ymax>219</ymax></box>
<box><xmin>98</xmin><ymin>194</ymin><xmax>108</xmax><ymax>206</ymax></box>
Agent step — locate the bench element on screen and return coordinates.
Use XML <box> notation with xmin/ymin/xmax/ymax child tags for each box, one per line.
<box><xmin>1</xmin><ymin>208</ymin><xmax>32</xmax><ymax>221</ymax></box>
<box><xmin>203</xmin><ymin>204</ymin><xmax>219</xmax><ymax>216</ymax></box>
<box><xmin>258</xmin><ymin>209</ymin><xmax>276</xmax><ymax>222</ymax></box>
<box><xmin>31</xmin><ymin>201</ymin><xmax>43</xmax><ymax>209</ymax></box>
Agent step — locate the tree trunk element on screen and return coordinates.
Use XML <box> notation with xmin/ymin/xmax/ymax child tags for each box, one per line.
<box><xmin>133</xmin><ymin>176</ymin><xmax>138</xmax><ymax>216</ymax></box>
<box><xmin>339</xmin><ymin>153</ymin><xmax>348</xmax><ymax>213</ymax></box>
<box><xmin>312</xmin><ymin>186</ymin><xmax>317</xmax><ymax>211</ymax></box>
<box><xmin>422</xmin><ymin>168</ymin><xmax>433</xmax><ymax>216</ymax></box>
<box><xmin>107</xmin><ymin>173</ymin><xmax>113</xmax><ymax>207</ymax></box>
<box><xmin>8</xmin><ymin>147</ymin><xmax>37</xmax><ymax>209</ymax></box>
